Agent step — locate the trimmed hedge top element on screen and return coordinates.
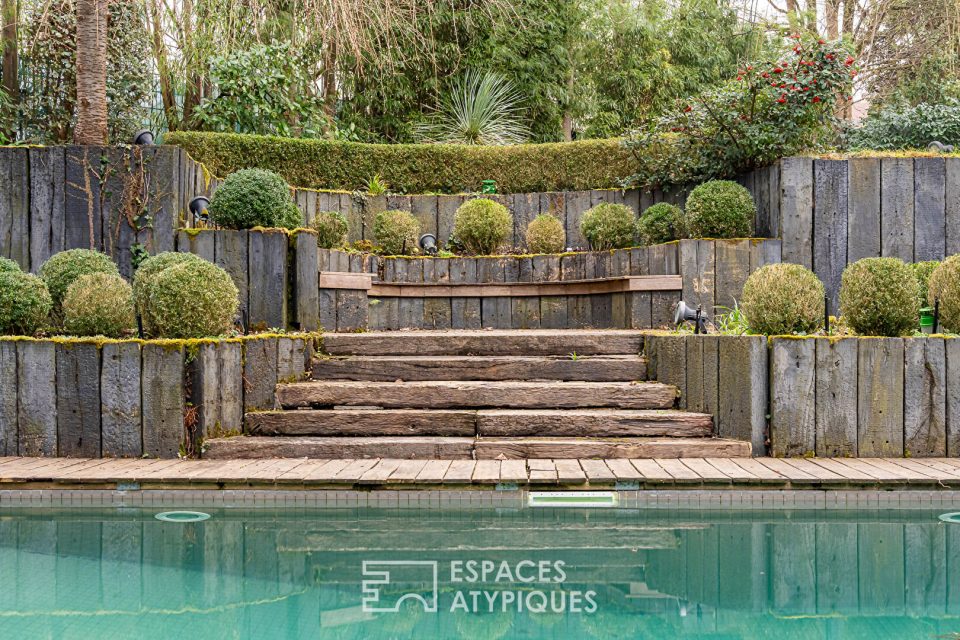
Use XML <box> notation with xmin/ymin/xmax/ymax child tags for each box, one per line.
<box><xmin>165</xmin><ymin>131</ymin><xmax>638</xmax><ymax>194</ymax></box>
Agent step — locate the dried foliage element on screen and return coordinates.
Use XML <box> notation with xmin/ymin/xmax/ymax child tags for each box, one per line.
<box><xmin>741</xmin><ymin>263</ymin><xmax>825</xmax><ymax>335</ymax></box>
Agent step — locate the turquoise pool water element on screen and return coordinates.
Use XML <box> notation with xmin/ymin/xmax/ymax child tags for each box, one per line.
<box><xmin>0</xmin><ymin>506</ymin><xmax>957</xmax><ymax>639</ymax></box>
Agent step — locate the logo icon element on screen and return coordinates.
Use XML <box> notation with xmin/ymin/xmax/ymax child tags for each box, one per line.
<box><xmin>361</xmin><ymin>560</ymin><xmax>439</xmax><ymax>613</ymax></box>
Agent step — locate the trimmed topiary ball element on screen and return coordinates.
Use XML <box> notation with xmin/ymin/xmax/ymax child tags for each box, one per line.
<box><xmin>62</xmin><ymin>273</ymin><xmax>136</xmax><ymax>338</ymax></box>
<box><xmin>525</xmin><ymin>214</ymin><xmax>565</xmax><ymax>254</ymax></box>
<box><xmin>207</xmin><ymin>168</ymin><xmax>293</xmax><ymax>229</ymax></box>
<box><xmin>912</xmin><ymin>260</ymin><xmax>940</xmax><ymax>309</ymax></box>
<box><xmin>579</xmin><ymin>203</ymin><xmax>635</xmax><ymax>250</ymax></box>
<box><xmin>740</xmin><ymin>263</ymin><xmax>825</xmax><ymax>335</ymax></box>
<box><xmin>39</xmin><ymin>249</ymin><xmax>119</xmax><ymax>315</ymax></box>
<box><xmin>840</xmin><ymin>257</ymin><xmax>919</xmax><ymax>336</ymax></box>
<box><xmin>453</xmin><ymin>198</ymin><xmax>513</xmax><ymax>255</ymax></box>
<box><xmin>0</xmin><ymin>257</ymin><xmax>21</xmax><ymax>273</ymax></box>
<box><xmin>0</xmin><ymin>271</ymin><xmax>52</xmax><ymax>335</ymax></box>
<box><xmin>277</xmin><ymin>202</ymin><xmax>304</xmax><ymax>230</ymax></box>
<box><xmin>637</xmin><ymin>203</ymin><xmax>685</xmax><ymax>245</ymax></box>
<box><xmin>928</xmin><ymin>255</ymin><xmax>960</xmax><ymax>332</ymax></box>
<box><xmin>373</xmin><ymin>209</ymin><xmax>421</xmax><ymax>255</ymax></box>
<box><xmin>685</xmin><ymin>180</ymin><xmax>755</xmax><ymax>238</ymax></box>
<box><xmin>132</xmin><ymin>252</ymin><xmax>207</xmax><ymax>333</ymax></box>
<box><xmin>313</xmin><ymin>211</ymin><xmax>349</xmax><ymax>249</ymax></box>
<box><xmin>146</xmin><ymin>259</ymin><xmax>239</xmax><ymax>338</ymax></box>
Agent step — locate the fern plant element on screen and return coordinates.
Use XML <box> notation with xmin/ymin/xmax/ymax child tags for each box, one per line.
<box><xmin>415</xmin><ymin>70</ymin><xmax>530</xmax><ymax>145</ymax></box>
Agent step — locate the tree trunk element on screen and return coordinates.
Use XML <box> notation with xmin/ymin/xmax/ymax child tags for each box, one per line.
<box><xmin>825</xmin><ymin>0</ymin><xmax>840</xmax><ymax>39</ymax></box>
<box><xmin>147</xmin><ymin>0</ymin><xmax>178</xmax><ymax>130</ymax></box>
<box><xmin>562</xmin><ymin>70</ymin><xmax>573</xmax><ymax>142</ymax></box>
<box><xmin>180</xmin><ymin>0</ymin><xmax>202</xmax><ymax>126</ymax></box>
<box><xmin>74</xmin><ymin>0</ymin><xmax>108</xmax><ymax>144</ymax></box>
<box><xmin>1</xmin><ymin>0</ymin><xmax>18</xmax><ymax>104</ymax></box>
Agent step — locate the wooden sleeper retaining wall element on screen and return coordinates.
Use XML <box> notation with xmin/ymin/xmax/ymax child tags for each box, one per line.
<box><xmin>0</xmin><ymin>334</ymin><xmax>316</xmax><ymax>459</ymax></box>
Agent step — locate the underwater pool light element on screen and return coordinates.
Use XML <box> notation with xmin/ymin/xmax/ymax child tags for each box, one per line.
<box><xmin>528</xmin><ymin>491</ymin><xmax>617</xmax><ymax>508</ymax></box>
<box><xmin>155</xmin><ymin>511</ymin><xmax>211</xmax><ymax>523</ymax></box>
<box><xmin>939</xmin><ymin>513</ymin><xmax>960</xmax><ymax>524</ymax></box>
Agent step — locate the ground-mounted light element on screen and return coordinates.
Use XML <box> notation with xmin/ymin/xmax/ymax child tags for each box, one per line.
<box><xmin>189</xmin><ymin>196</ymin><xmax>211</xmax><ymax>223</ymax></box>
<box><xmin>133</xmin><ymin>129</ymin><xmax>155</xmax><ymax>145</ymax></box>
<box><xmin>674</xmin><ymin>300</ymin><xmax>707</xmax><ymax>334</ymax></box>
<box><xmin>419</xmin><ymin>233</ymin><xmax>439</xmax><ymax>255</ymax></box>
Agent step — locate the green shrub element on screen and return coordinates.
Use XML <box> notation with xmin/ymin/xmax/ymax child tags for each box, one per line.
<box><xmin>132</xmin><ymin>252</ymin><xmax>207</xmax><ymax>333</ymax></box>
<box><xmin>740</xmin><ymin>264</ymin><xmax>825</xmax><ymax>335</ymax></box>
<box><xmin>277</xmin><ymin>202</ymin><xmax>304</xmax><ymax>230</ymax></box>
<box><xmin>0</xmin><ymin>271</ymin><xmax>52</xmax><ymax>335</ymax></box>
<box><xmin>579</xmin><ymin>203</ymin><xmax>635</xmax><ymax>250</ymax></box>
<box><xmin>928</xmin><ymin>255</ymin><xmax>960</xmax><ymax>332</ymax></box>
<box><xmin>525</xmin><ymin>214</ymin><xmax>566</xmax><ymax>254</ymax></box>
<box><xmin>39</xmin><ymin>249</ymin><xmax>119</xmax><ymax>315</ymax></box>
<box><xmin>0</xmin><ymin>257</ymin><xmax>21</xmax><ymax>273</ymax></box>
<box><xmin>62</xmin><ymin>273</ymin><xmax>135</xmax><ymax>338</ymax></box>
<box><xmin>147</xmin><ymin>260</ymin><xmax>239</xmax><ymax>338</ymax></box>
<box><xmin>912</xmin><ymin>261</ymin><xmax>940</xmax><ymax>308</ymax></box>
<box><xmin>684</xmin><ymin>180</ymin><xmax>755</xmax><ymax>238</ymax></box>
<box><xmin>207</xmin><ymin>168</ymin><xmax>293</xmax><ymax>229</ymax></box>
<box><xmin>312</xmin><ymin>211</ymin><xmax>349</xmax><ymax>249</ymax></box>
<box><xmin>373</xmin><ymin>210</ymin><xmax>421</xmax><ymax>255</ymax></box>
<box><xmin>839</xmin><ymin>257</ymin><xmax>919</xmax><ymax>336</ymax></box>
<box><xmin>637</xmin><ymin>203</ymin><xmax>685</xmax><ymax>245</ymax></box>
<box><xmin>453</xmin><ymin>198</ymin><xmax>513</xmax><ymax>255</ymax></box>
<box><xmin>847</xmin><ymin>100</ymin><xmax>960</xmax><ymax>150</ymax></box>
<box><xmin>165</xmin><ymin>131</ymin><xmax>638</xmax><ymax>194</ymax></box>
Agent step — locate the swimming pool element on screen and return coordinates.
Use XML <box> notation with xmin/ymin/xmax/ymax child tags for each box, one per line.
<box><xmin>0</xmin><ymin>506</ymin><xmax>957</xmax><ymax>639</ymax></box>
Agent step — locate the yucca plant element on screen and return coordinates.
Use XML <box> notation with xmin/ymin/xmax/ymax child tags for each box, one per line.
<box><xmin>415</xmin><ymin>70</ymin><xmax>530</xmax><ymax>145</ymax></box>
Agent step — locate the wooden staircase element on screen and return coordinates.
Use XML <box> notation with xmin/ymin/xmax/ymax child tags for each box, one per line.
<box><xmin>203</xmin><ymin>330</ymin><xmax>751</xmax><ymax>460</ymax></box>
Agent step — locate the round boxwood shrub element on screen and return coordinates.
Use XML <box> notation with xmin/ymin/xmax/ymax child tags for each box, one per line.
<box><xmin>132</xmin><ymin>252</ymin><xmax>207</xmax><ymax>333</ymax></box>
<box><xmin>207</xmin><ymin>168</ymin><xmax>293</xmax><ymax>229</ymax></box>
<box><xmin>637</xmin><ymin>203</ymin><xmax>685</xmax><ymax>245</ymax></box>
<box><xmin>453</xmin><ymin>198</ymin><xmax>513</xmax><ymax>255</ymax></box>
<box><xmin>740</xmin><ymin>264</ymin><xmax>825</xmax><ymax>335</ymax></box>
<box><xmin>277</xmin><ymin>202</ymin><xmax>304</xmax><ymax>230</ymax></box>
<box><xmin>0</xmin><ymin>271</ymin><xmax>52</xmax><ymax>335</ymax></box>
<box><xmin>39</xmin><ymin>249</ymin><xmax>119</xmax><ymax>314</ymax></box>
<box><xmin>579</xmin><ymin>203</ymin><xmax>635</xmax><ymax>250</ymax></box>
<box><xmin>146</xmin><ymin>260</ymin><xmax>239</xmax><ymax>338</ymax></box>
<box><xmin>525</xmin><ymin>214</ymin><xmax>565</xmax><ymax>254</ymax></box>
<box><xmin>912</xmin><ymin>260</ymin><xmax>940</xmax><ymax>308</ymax></box>
<box><xmin>928</xmin><ymin>255</ymin><xmax>960</xmax><ymax>332</ymax></box>
<box><xmin>373</xmin><ymin>209</ymin><xmax>421</xmax><ymax>255</ymax></box>
<box><xmin>62</xmin><ymin>273</ymin><xmax>135</xmax><ymax>338</ymax></box>
<box><xmin>839</xmin><ymin>257</ymin><xmax>919</xmax><ymax>336</ymax></box>
<box><xmin>685</xmin><ymin>180</ymin><xmax>755</xmax><ymax>238</ymax></box>
<box><xmin>0</xmin><ymin>257</ymin><xmax>21</xmax><ymax>273</ymax></box>
<box><xmin>313</xmin><ymin>211</ymin><xmax>349</xmax><ymax>249</ymax></box>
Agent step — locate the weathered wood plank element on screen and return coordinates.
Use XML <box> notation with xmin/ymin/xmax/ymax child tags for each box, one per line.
<box><xmin>716</xmin><ymin>335</ymin><xmax>766</xmax><ymax>454</ymax></box>
<box><xmin>247</xmin><ymin>230</ymin><xmax>288</xmax><ymax>330</ymax></box>
<box><xmin>714</xmin><ymin>239</ymin><xmax>751</xmax><ymax>310</ymax></box>
<box><xmin>0</xmin><ymin>341</ymin><xmax>16</xmax><ymax>455</ymax></box>
<box><xmin>243</xmin><ymin>337</ymin><xmax>278</xmax><ymax>412</ymax></box>
<box><xmin>141</xmin><ymin>343</ymin><xmax>184</xmax><ymax>458</ymax></box>
<box><xmin>780</xmin><ymin>156</ymin><xmax>814</xmax><ymax>268</ymax></box>
<box><xmin>770</xmin><ymin>338</ymin><xmax>815</xmax><ymax>457</ymax></box>
<box><xmin>679</xmin><ymin>240</ymin><xmax>715</xmax><ymax>313</ymax></box>
<box><xmin>55</xmin><ymin>343</ymin><xmax>101</xmax><ymax>457</ymax></box>
<box><xmin>293</xmin><ymin>230</ymin><xmax>319</xmax><ymax>331</ymax></box>
<box><xmin>948</xmin><ymin>338</ymin><xmax>960</xmax><ymax>457</ymax></box>
<box><xmin>914</xmin><ymin>157</ymin><xmax>947</xmax><ymax>261</ymax></box>
<box><xmin>100</xmin><ymin>342</ymin><xmax>142</xmax><ymax>457</ymax></box>
<box><xmin>410</xmin><ymin>195</ymin><xmax>438</xmax><ymax>238</ymax></box>
<box><xmin>904</xmin><ymin>337</ymin><xmax>947</xmax><ymax>457</ymax></box>
<box><xmin>28</xmin><ymin>147</ymin><xmax>66</xmax><ymax>271</ymax></box>
<box><xmin>17</xmin><ymin>341</ymin><xmax>57</xmax><ymax>456</ymax></box>
<box><xmin>813</xmin><ymin>159</ymin><xmax>849</xmax><ymax>309</ymax></box>
<box><xmin>214</xmin><ymin>230</ymin><xmax>249</xmax><ymax>327</ymax></box>
<box><xmin>947</xmin><ymin>158</ymin><xmax>960</xmax><ymax>256</ymax></box>
<box><xmin>881</xmin><ymin>157</ymin><xmax>915</xmax><ymax>261</ymax></box>
<box><xmin>858</xmin><ymin>337</ymin><xmax>905</xmax><ymax>456</ymax></box>
<box><xmin>814</xmin><ymin>337</ymin><xmax>858</xmax><ymax>457</ymax></box>
<box><xmin>336</xmin><ymin>289</ymin><xmax>368</xmax><ymax>332</ymax></box>
<box><xmin>859</xmin><ymin>523</ymin><xmax>905</xmax><ymax>614</ymax></box>
<box><xmin>476</xmin><ymin>409</ymin><xmax>712</xmax><ymax>437</ymax></box>
<box><xmin>247</xmin><ymin>409</ymin><xmax>477</xmax><ymax>436</ymax></box>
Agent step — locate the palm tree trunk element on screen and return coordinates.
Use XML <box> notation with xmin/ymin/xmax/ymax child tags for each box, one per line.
<box><xmin>74</xmin><ymin>0</ymin><xmax>108</xmax><ymax>144</ymax></box>
<box><xmin>1</xmin><ymin>0</ymin><xmax>18</xmax><ymax>139</ymax></box>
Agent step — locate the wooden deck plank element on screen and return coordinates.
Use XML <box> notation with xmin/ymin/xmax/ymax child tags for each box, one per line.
<box><xmin>906</xmin><ymin>458</ymin><xmax>960</xmax><ymax>480</ymax></box>
<box><xmin>553</xmin><ymin>459</ymin><xmax>587</xmax><ymax>483</ymax></box>
<box><xmin>415</xmin><ymin>460</ymin><xmax>452</xmax><ymax>483</ymax></box>
<box><xmin>805</xmin><ymin>458</ymin><xmax>876</xmax><ymax>482</ymax></box>
<box><xmin>604</xmin><ymin>458</ymin><xmax>643</xmax><ymax>481</ymax></box>
<box><xmin>754</xmin><ymin>458</ymin><xmax>819</xmax><ymax>482</ymax></box>
<box><xmin>725</xmin><ymin>458</ymin><xmax>788</xmax><ymax>482</ymax></box>
<box><xmin>629</xmin><ymin>459</ymin><xmax>673</xmax><ymax>481</ymax></box>
<box><xmin>297</xmin><ymin>459</ymin><xmax>352</xmax><ymax>482</ymax></box>
<box><xmin>527</xmin><ymin>459</ymin><xmax>557</xmax><ymax>483</ymax></box>
<box><xmin>472</xmin><ymin>460</ymin><xmax>502</xmax><ymax>484</ymax></box>
<box><xmin>358</xmin><ymin>459</ymin><xmax>402</xmax><ymax>484</ymax></box>
<box><xmin>499</xmin><ymin>459</ymin><xmax>528</xmax><ymax>483</ymax></box>
<box><xmin>246</xmin><ymin>458</ymin><xmax>311</xmax><ymax>480</ymax></box>
<box><xmin>893</xmin><ymin>458</ymin><xmax>960</xmax><ymax>483</ymax></box>
<box><xmin>579</xmin><ymin>459</ymin><xmax>616</xmax><ymax>483</ymax></box>
<box><xmin>331</xmin><ymin>459</ymin><xmax>380</xmax><ymax>482</ymax></box>
<box><xmin>388</xmin><ymin>459</ymin><xmax>430</xmax><ymax>483</ymax></box>
<box><xmin>680</xmin><ymin>458</ymin><xmax>729</xmax><ymax>482</ymax></box>
<box><xmin>442</xmin><ymin>459</ymin><xmax>477</xmax><ymax>484</ymax></box>
<box><xmin>655</xmin><ymin>458</ymin><xmax>702</xmax><ymax>483</ymax></box>
<box><xmin>703</xmin><ymin>458</ymin><xmax>755</xmax><ymax>482</ymax></box>
<box><xmin>827</xmin><ymin>458</ymin><xmax>907</xmax><ymax>483</ymax></box>
<box><xmin>857</xmin><ymin>458</ymin><xmax>938</xmax><ymax>484</ymax></box>
<box><xmin>778</xmin><ymin>458</ymin><xmax>848</xmax><ymax>483</ymax></box>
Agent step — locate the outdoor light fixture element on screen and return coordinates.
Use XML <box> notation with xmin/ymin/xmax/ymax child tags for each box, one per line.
<box><xmin>419</xmin><ymin>233</ymin><xmax>439</xmax><ymax>255</ymax></box>
<box><xmin>133</xmin><ymin>129</ymin><xmax>155</xmax><ymax>145</ymax></box>
<box><xmin>674</xmin><ymin>300</ymin><xmax>708</xmax><ymax>334</ymax></box>
<box><xmin>928</xmin><ymin>141</ymin><xmax>955</xmax><ymax>153</ymax></box>
<box><xmin>189</xmin><ymin>196</ymin><xmax>211</xmax><ymax>222</ymax></box>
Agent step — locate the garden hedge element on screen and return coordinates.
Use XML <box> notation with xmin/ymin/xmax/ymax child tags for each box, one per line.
<box><xmin>165</xmin><ymin>131</ymin><xmax>639</xmax><ymax>194</ymax></box>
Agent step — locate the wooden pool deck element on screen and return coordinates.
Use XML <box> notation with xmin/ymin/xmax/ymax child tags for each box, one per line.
<box><xmin>1</xmin><ymin>456</ymin><xmax>960</xmax><ymax>490</ymax></box>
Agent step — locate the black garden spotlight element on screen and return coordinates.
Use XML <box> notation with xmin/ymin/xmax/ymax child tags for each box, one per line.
<box><xmin>133</xmin><ymin>129</ymin><xmax>155</xmax><ymax>145</ymax></box>
<box><xmin>419</xmin><ymin>233</ymin><xmax>439</xmax><ymax>255</ymax></box>
<box><xmin>189</xmin><ymin>196</ymin><xmax>211</xmax><ymax>223</ymax></box>
<box><xmin>674</xmin><ymin>300</ymin><xmax>708</xmax><ymax>334</ymax></box>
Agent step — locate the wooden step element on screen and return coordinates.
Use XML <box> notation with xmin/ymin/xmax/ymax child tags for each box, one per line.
<box><xmin>474</xmin><ymin>438</ymin><xmax>751</xmax><ymax>459</ymax></box>
<box><xmin>276</xmin><ymin>380</ymin><xmax>677</xmax><ymax>410</ymax></box>
<box><xmin>311</xmin><ymin>354</ymin><xmax>647</xmax><ymax>382</ymax></box>
<box><xmin>246</xmin><ymin>409</ymin><xmax>713</xmax><ymax>438</ymax></box>
<box><xmin>321</xmin><ymin>330</ymin><xmax>643</xmax><ymax>356</ymax></box>
<box><xmin>202</xmin><ymin>436</ymin><xmax>476</xmax><ymax>460</ymax></box>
